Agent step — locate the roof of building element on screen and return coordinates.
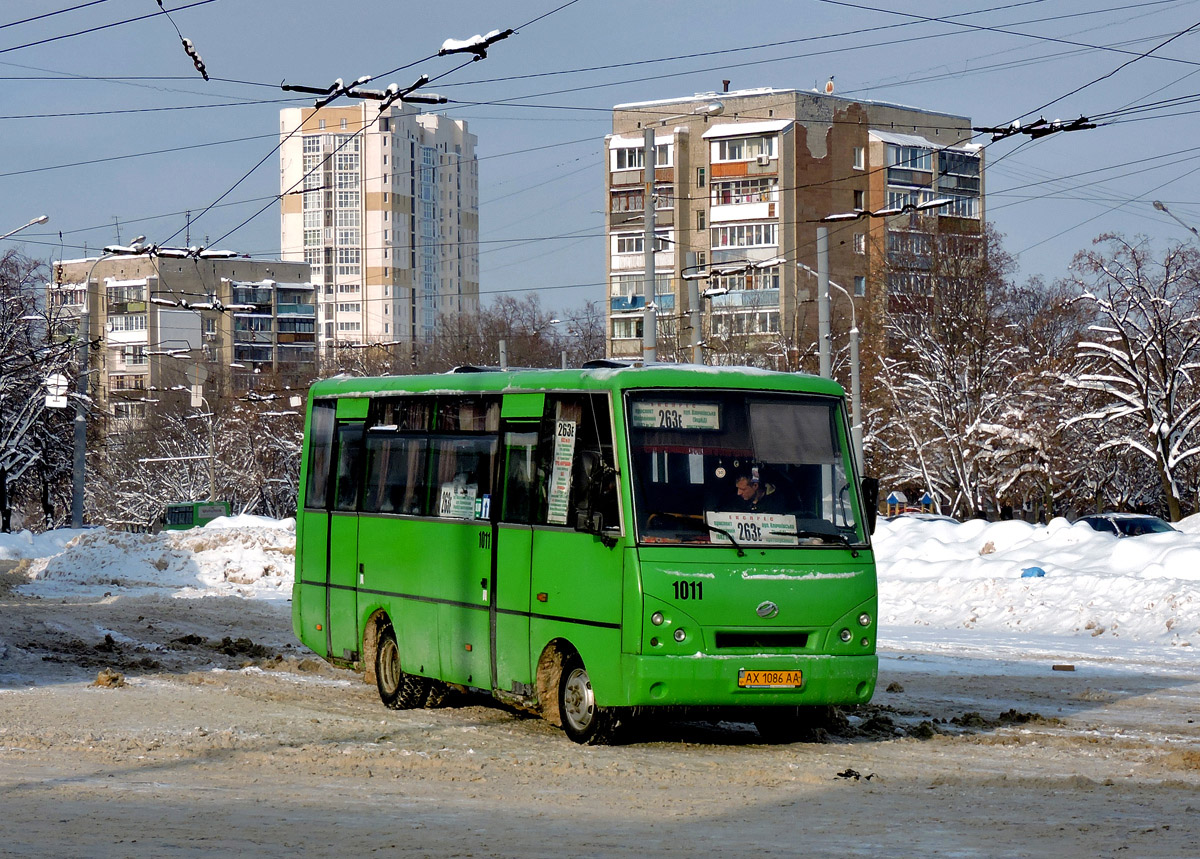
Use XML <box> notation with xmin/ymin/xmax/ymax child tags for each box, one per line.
<box><xmin>613</xmin><ymin>87</ymin><xmax>970</xmax><ymax>123</ymax></box>
<box><xmin>869</xmin><ymin>129</ymin><xmax>981</xmax><ymax>153</ymax></box>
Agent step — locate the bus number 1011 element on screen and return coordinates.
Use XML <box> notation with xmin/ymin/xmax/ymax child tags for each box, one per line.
<box><xmin>672</xmin><ymin>580</ymin><xmax>704</xmax><ymax>600</ymax></box>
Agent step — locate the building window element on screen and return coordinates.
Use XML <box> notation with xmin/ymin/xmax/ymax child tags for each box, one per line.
<box><xmin>711</xmin><ymin>310</ymin><xmax>780</xmax><ymax>335</ymax></box>
<box><xmin>712</xmin><ymin>265</ymin><xmax>780</xmax><ymax>295</ymax></box>
<box><xmin>711</xmin><ymin>135</ymin><xmax>777</xmax><ymax>163</ymax></box>
<box><xmin>854</xmin><ymin>276</ymin><xmax>866</xmax><ymax>297</ymax></box>
<box><xmin>611</xmin><ymin>143</ymin><xmax>672</xmax><ymax>171</ymax></box>
<box><xmin>337</xmin><ymin>303</ymin><xmax>361</xmax><ymax>313</ymax></box>
<box><xmin>711</xmin><ymin>177</ymin><xmax>777</xmax><ymax>206</ymax></box>
<box><xmin>697</xmin><ymin>167</ymin><xmax>706</xmax><ymax>187</ymax></box>
<box><xmin>853</xmin><ymin>147</ymin><xmax>865</xmax><ymax>170</ymax></box>
<box><xmin>709</xmin><ymin>222</ymin><xmax>778</xmax><ymax>249</ymax></box>
<box><xmin>612</xmin><ymin>316</ymin><xmax>643</xmax><ymax>339</ymax></box>
<box><xmin>109</xmin><ymin>314</ymin><xmax>147</xmax><ymax>332</ymax></box>
<box><xmin>123</xmin><ymin>345</ymin><xmax>147</xmax><ymax>366</ymax></box>
<box><xmin>854</xmin><ymin>233</ymin><xmax>866</xmax><ymax>254</ymax></box>
<box><xmin>319</xmin><ymin>119</ymin><xmax>326</xmax><ymax>130</ymax></box>
<box><xmin>613</xmin><ymin>232</ymin><xmax>669</xmax><ymax>255</ymax></box>
<box><xmin>340</xmin><ymin>118</ymin><xmax>347</xmax><ymax>130</ymax></box>
<box><xmin>853</xmin><ymin>189</ymin><xmax>865</xmax><ymax>211</ymax></box>
<box><xmin>697</xmin><ymin>211</ymin><xmax>705</xmax><ymax>231</ymax></box>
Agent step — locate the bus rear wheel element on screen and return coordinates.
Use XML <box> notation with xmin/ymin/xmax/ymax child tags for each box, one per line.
<box><xmin>375</xmin><ymin>623</ymin><xmax>428</xmax><ymax>709</ymax></box>
<box><xmin>558</xmin><ymin>654</ymin><xmax>617</xmax><ymax>745</ymax></box>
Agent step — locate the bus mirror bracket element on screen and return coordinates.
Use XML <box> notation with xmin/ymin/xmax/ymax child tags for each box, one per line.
<box><xmin>861</xmin><ymin>476</ymin><xmax>879</xmax><ymax>535</ymax></box>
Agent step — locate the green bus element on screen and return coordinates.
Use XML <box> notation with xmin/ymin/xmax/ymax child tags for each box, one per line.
<box><xmin>162</xmin><ymin>501</ymin><xmax>231</xmax><ymax>530</ymax></box>
<box><xmin>293</xmin><ymin>364</ymin><xmax>878</xmax><ymax>743</ymax></box>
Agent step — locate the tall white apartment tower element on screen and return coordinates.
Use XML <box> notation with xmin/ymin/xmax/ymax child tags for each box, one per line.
<box><xmin>280</xmin><ymin>103</ymin><xmax>479</xmax><ymax>359</ymax></box>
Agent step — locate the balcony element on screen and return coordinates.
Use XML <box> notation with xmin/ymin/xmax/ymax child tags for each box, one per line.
<box><xmin>708</xmin><ymin>288</ymin><xmax>779</xmax><ymax>309</ymax></box>
<box><xmin>610</xmin><ymin>293</ymin><xmax>675</xmax><ymax>312</ymax></box>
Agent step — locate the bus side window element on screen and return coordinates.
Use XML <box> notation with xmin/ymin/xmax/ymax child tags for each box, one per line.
<box><xmin>304</xmin><ymin>401</ymin><xmax>337</xmax><ymax>510</ymax></box>
<box><xmin>363</xmin><ymin>433</ymin><xmax>429</xmax><ymax>515</ymax></box>
<box><xmin>333</xmin><ymin>423</ymin><xmax>365</xmax><ymax>512</ymax></box>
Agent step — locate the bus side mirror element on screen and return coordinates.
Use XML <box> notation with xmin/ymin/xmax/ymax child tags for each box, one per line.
<box><xmin>861</xmin><ymin>476</ymin><xmax>879</xmax><ymax>535</ymax></box>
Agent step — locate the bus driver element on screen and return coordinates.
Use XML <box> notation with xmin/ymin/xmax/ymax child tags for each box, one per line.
<box><xmin>732</xmin><ymin>469</ymin><xmax>788</xmax><ymax>515</ymax></box>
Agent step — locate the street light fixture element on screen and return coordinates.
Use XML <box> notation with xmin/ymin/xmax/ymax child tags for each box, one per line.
<box><xmin>1152</xmin><ymin>200</ymin><xmax>1200</xmax><ymax>240</ymax></box>
<box><xmin>0</xmin><ymin>214</ymin><xmax>49</xmax><ymax>242</ymax></box>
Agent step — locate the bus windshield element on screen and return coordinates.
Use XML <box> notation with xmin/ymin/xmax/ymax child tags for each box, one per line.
<box><xmin>626</xmin><ymin>389</ymin><xmax>864</xmax><ymax>548</ymax></box>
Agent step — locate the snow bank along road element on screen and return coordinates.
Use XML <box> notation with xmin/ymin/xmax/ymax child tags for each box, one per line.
<box><xmin>0</xmin><ymin>517</ymin><xmax>1197</xmax><ymax>857</ymax></box>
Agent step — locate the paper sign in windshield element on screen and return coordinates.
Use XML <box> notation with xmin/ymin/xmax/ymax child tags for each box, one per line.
<box><xmin>706</xmin><ymin>512</ymin><xmax>799</xmax><ymax>545</ymax></box>
<box><xmin>547</xmin><ymin>419</ymin><xmax>577</xmax><ymax>525</ymax></box>
<box><xmin>631</xmin><ymin>401</ymin><xmax>721</xmax><ymax>430</ymax></box>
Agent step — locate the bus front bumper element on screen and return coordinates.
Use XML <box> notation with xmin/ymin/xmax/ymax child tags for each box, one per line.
<box><xmin>613</xmin><ymin>652</ymin><xmax>877</xmax><ymax>709</ymax></box>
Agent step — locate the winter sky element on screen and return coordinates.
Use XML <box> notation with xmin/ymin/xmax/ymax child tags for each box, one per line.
<box><xmin>4</xmin><ymin>0</ymin><xmax>1200</xmax><ymax>311</ymax></box>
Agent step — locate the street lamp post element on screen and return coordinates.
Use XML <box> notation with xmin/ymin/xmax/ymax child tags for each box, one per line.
<box><xmin>71</xmin><ymin>239</ymin><xmax>148</xmax><ymax>527</ymax></box>
<box><xmin>638</xmin><ymin>101</ymin><xmax>725</xmax><ymax>364</ymax></box>
<box><xmin>796</xmin><ymin>261</ymin><xmax>863</xmax><ymax>467</ymax></box>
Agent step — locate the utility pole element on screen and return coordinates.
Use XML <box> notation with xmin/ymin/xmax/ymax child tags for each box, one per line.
<box><xmin>688</xmin><ymin>279</ymin><xmax>702</xmax><ymax>364</ymax></box>
<box><xmin>641</xmin><ymin>126</ymin><xmax>657</xmax><ymax>363</ymax></box>
<box><xmin>816</xmin><ymin>226</ymin><xmax>831</xmax><ymax>379</ymax></box>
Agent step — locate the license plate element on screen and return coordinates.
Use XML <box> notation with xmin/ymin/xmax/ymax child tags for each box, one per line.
<box><xmin>738</xmin><ymin>669</ymin><xmax>803</xmax><ymax>688</ymax></box>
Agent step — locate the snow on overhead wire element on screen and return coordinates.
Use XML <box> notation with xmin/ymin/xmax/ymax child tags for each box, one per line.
<box><xmin>438</xmin><ymin>28</ymin><xmax>514</xmax><ymax>59</ymax></box>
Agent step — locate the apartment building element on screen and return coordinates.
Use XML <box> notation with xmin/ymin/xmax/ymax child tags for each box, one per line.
<box><xmin>50</xmin><ymin>254</ymin><xmax>316</xmax><ymax>422</ymax></box>
<box><xmin>605</xmin><ymin>86</ymin><xmax>983</xmax><ymax>363</ymax></box>
<box><xmin>279</xmin><ymin>102</ymin><xmax>479</xmax><ymax>360</ymax></box>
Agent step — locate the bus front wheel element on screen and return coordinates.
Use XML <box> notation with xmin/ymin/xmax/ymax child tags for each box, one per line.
<box><xmin>558</xmin><ymin>654</ymin><xmax>616</xmax><ymax>745</ymax></box>
<box><xmin>376</xmin><ymin>623</ymin><xmax>428</xmax><ymax>709</ymax></box>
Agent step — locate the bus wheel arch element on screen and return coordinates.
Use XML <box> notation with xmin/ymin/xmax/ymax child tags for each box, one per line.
<box><xmin>371</xmin><ymin>613</ymin><xmax>429</xmax><ymax>710</ymax></box>
<box><xmin>361</xmin><ymin>610</ymin><xmax>389</xmax><ymax>687</ymax></box>
<box><xmin>536</xmin><ymin>639</ymin><xmax>617</xmax><ymax>744</ymax></box>
<box><xmin>535</xmin><ymin>639</ymin><xmax>573</xmax><ymax>727</ymax></box>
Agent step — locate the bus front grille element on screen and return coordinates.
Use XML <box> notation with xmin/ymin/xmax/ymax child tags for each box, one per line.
<box><xmin>714</xmin><ymin>631</ymin><xmax>809</xmax><ymax>650</ymax></box>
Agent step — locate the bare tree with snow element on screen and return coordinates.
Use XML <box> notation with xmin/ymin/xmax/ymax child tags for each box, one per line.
<box><xmin>1062</xmin><ymin>234</ymin><xmax>1200</xmax><ymax>521</ymax></box>
<box><xmin>872</xmin><ymin>223</ymin><xmax>1037</xmax><ymax>518</ymax></box>
<box><xmin>0</xmin><ymin>251</ymin><xmax>76</xmax><ymax>531</ymax></box>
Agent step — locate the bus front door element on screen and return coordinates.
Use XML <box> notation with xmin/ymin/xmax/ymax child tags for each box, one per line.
<box><xmin>490</xmin><ymin>422</ymin><xmax>538</xmax><ymax>697</ymax></box>
<box><xmin>325</xmin><ymin>420</ymin><xmax>365</xmax><ymax>662</ymax></box>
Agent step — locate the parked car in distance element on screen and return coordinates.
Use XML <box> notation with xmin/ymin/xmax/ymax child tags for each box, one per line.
<box><xmin>1075</xmin><ymin>512</ymin><xmax>1178</xmax><ymax>537</ymax></box>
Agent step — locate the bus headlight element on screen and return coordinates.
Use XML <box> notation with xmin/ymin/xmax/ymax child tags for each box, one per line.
<box><xmin>858</xmin><ymin>612</ymin><xmax>872</xmax><ymax>627</ymax></box>
<box><xmin>651</xmin><ymin>612</ymin><xmax>665</xmax><ymax>626</ymax></box>
<box><xmin>673</xmin><ymin>627</ymin><xmax>687</xmax><ymax>643</ymax></box>
<box><xmin>839</xmin><ymin>628</ymin><xmax>852</xmax><ymax>643</ymax></box>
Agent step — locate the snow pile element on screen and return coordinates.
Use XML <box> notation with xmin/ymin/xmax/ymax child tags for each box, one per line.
<box><xmin>7</xmin><ymin>511</ymin><xmax>1200</xmax><ymax>665</ymax></box>
<box><xmin>874</xmin><ymin>515</ymin><xmax>1200</xmax><ymax>653</ymax></box>
<box><xmin>13</xmin><ymin>518</ymin><xmax>295</xmax><ymax>601</ymax></box>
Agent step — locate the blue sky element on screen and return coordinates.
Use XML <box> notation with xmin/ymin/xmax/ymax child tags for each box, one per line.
<box><xmin>4</xmin><ymin>0</ymin><xmax>1200</xmax><ymax>313</ymax></box>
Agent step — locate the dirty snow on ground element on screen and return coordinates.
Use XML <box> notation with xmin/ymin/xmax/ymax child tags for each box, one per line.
<box><xmin>3</xmin><ymin>512</ymin><xmax>1199</xmax><ymax>668</ymax></box>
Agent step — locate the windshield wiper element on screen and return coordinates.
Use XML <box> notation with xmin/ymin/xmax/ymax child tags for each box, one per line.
<box><xmin>702</xmin><ymin>522</ymin><xmax>745</xmax><ymax>557</ymax></box>
<box><xmin>778</xmin><ymin>529</ymin><xmax>859</xmax><ymax>555</ymax></box>
<box><xmin>646</xmin><ymin>512</ymin><xmax>745</xmax><ymax>557</ymax></box>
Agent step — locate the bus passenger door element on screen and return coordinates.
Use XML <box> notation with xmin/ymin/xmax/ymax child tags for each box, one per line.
<box><xmin>490</xmin><ymin>414</ymin><xmax>539</xmax><ymax>696</ymax></box>
<box><xmin>326</xmin><ymin>419</ymin><xmax>365</xmax><ymax>662</ymax></box>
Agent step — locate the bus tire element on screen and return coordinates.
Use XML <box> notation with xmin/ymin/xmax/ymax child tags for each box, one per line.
<box><xmin>558</xmin><ymin>653</ymin><xmax>617</xmax><ymax>745</ymax></box>
<box><xmin>375</xmin><ymin>623</ymin><xmax>428</xmax><ymax>710</ymax></box>
<box><xmin>424</xmin><ymin>680</ymin><xmax>450</xmax><ymax>708</ymax></box>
